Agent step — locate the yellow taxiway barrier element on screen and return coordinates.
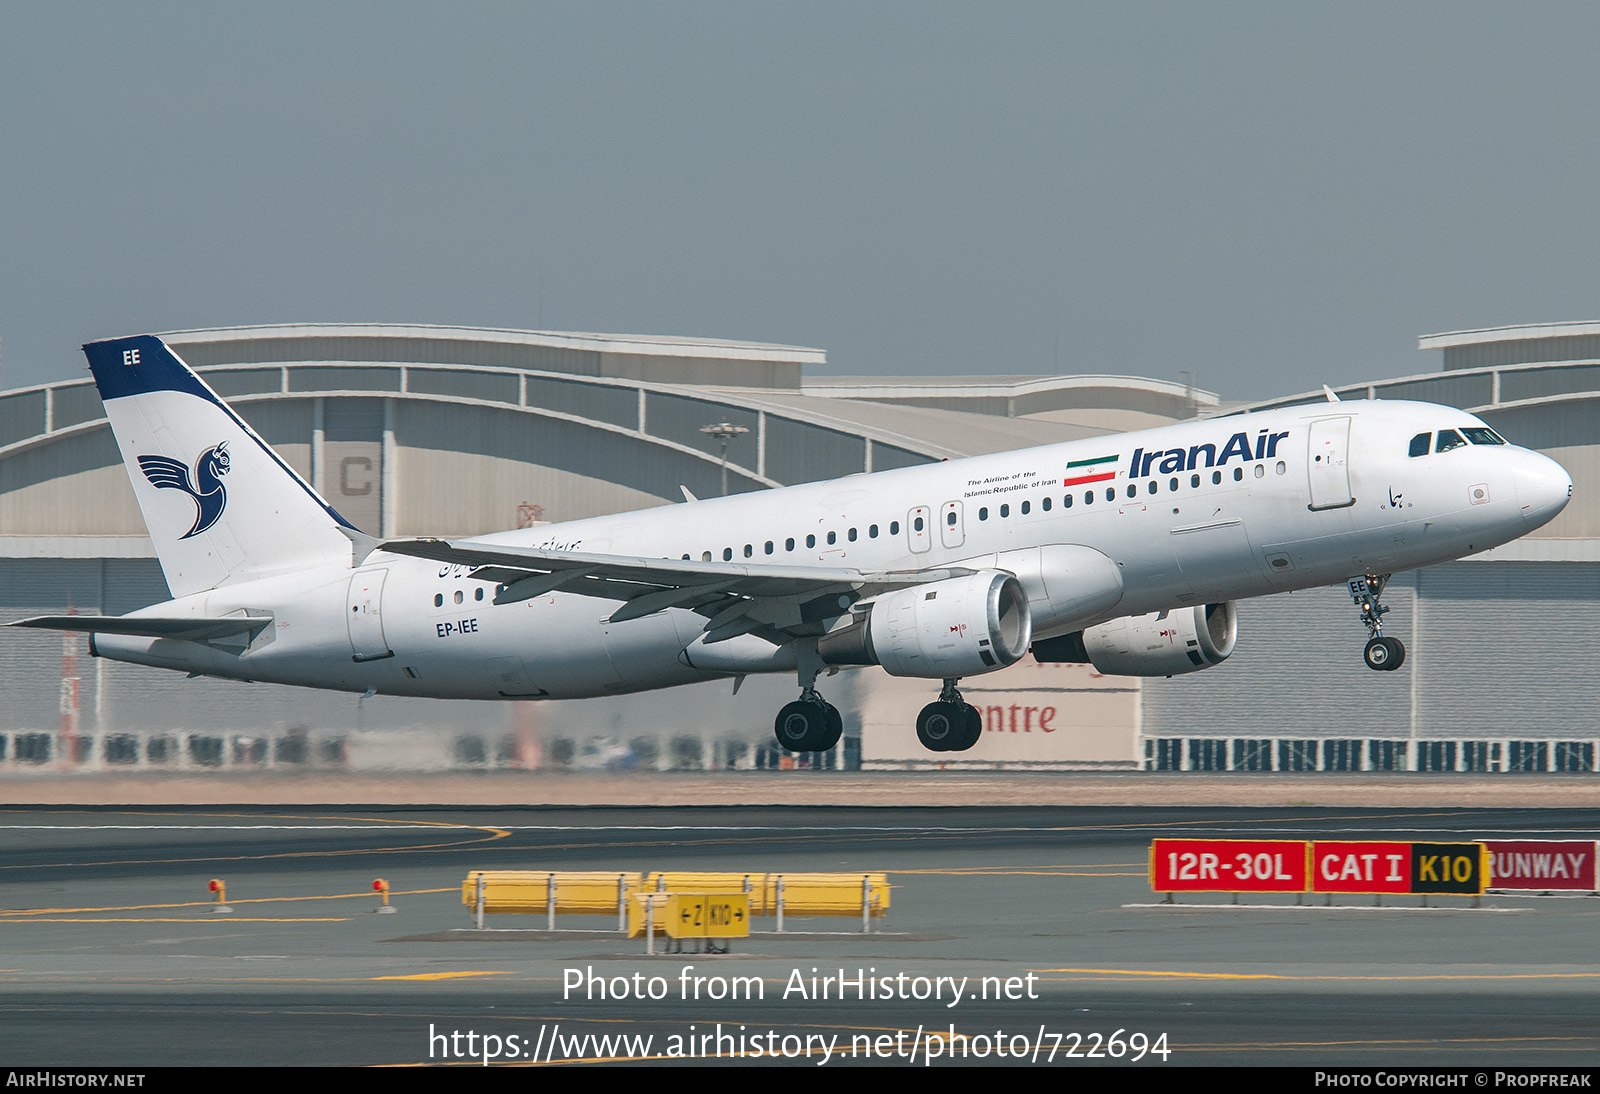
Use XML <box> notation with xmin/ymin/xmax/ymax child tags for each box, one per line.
<box><xmin>462</xmin><ymin>871</ymin><xmax>642</xmax><ymax>930</ymax></box>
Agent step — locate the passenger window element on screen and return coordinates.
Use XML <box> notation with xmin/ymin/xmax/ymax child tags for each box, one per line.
<box><xmin>979</xmin><ymin>507</ymin><xmax>989</xmax><ymax>521</ymax></box>
<box><xmin>1084</xmin><ymin>491</ymin><xmax>1094</xmax><ymax>505</ymax></box>
<box><xmin>1000</xmin><ymin>504</ymin><xmax>1009</xmax><ymax>518</ymax></box>
<box><xmin>1233</xmin><ymin>467</ymin><xmax>1244</xmax><ymax>481</ymax></box>
<box><xmin>1190</xmin><ymin>474</ymin><xmax>1199</xmax><ymax>487</ymax></box>
<box><xmin>1409</xmin><ymin>432</ymin><xmax>1431</xmax><ymax>457</ymax></box>
<box><xmin>1105</xmin><ymin>487</ymin><xmax>1115</xmax><ymax>501</ymax></box>
<box><xmin>1254</xmin><ymin>464</ymin><xmax>1265</xmax><ymax>478</ymax></box>
<box><xmin>723</xmin><ymin>547</ymin><xmax>733</xmax><ymax>561</ymax></box>
<box><xmin>1126</xmin><ymin>485</ymin><xmax>1136</xmax><ymax>499</ymax></box>
<box><xmin>453</xmin><ymin>590</ymin><xmax>463</xmax><ymax>605</ymax></box>
<box><xmin>1041</xmin><ymin>496</ymin><xmax>1051</xmax><ymax>512</ymax></box>
<box><xmin>914</xmin><ymin>517</ymin><xmax>924</xmax><ymax>531</ymax></box>
<box><xmin>1169</xmin><ymin>478</ymin><xmax>1178</xmax><ymax>491</ymax></box>
<box><xmin>806</xmin><ymin>534</ymin><xmax>816</xmax><ymax>548</ymax></box>
<box><xmin>1021</xmin><ymin>500</ymin><xmax>1030</xmax><ymax>515</ymax></box>
<box><xmin>869</xmin><ymin>524</ymin><xmax>879</xmax><ymax>538</ymax></box>
<box><xmin>475</xmin><ymin>588</ymin><xmax>484</xmax><ymax>601</ymax></box>
<box><xmin>1212</xmin><ymin>471</ymin><xmax>1222</xmax><ymax>485</ymax></box>
<box><xmin>1063</xmin><ymin>494</ymin><xmax>1072</xmax><ymax>508</ymax></box>
<box><xmin>434</xmin><ymin>593</ymin><xmax>443</xmax><ymax>607</ymax></box>
<box><xmin>827</xmin><ymin>531</ymin><xmax>837</xmax><ymax>545</ymax></box>
<box><xmin>764</xmin><ymin>541</ymin><xmax>773</xmax><ymax>554</ymax></box>
<box><xmin>785</xmin><ymin>538</ymin><xmax>795</xmax><ymax>551</ymax></box>
<box><xmin>743</xmin><ymin>544</ymin><xmax>753</xmax><ymax>558</ymax></box>
<box><xmin>702</xmin><ymin>551</ymin><xmax>712</xmax><ymax>561</ymax></box>
<box><xmin>890</xmin><ymin>521</ymin><xmax>900</xmax><ymax>535</ymax></box>
<box><xmin>1436</xmin><ymin>429</ymin><xmax>1467</xmax><ymax>453</ymax></box>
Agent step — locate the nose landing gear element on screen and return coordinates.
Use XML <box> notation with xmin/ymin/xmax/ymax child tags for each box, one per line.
<box><xmin>1350</xmin><ymin>574</ymin><xmax>1405</xmax><ymax>671</ymax></box>
<box><xmin>916</xmin><ymin>679</ymin><xmax>983</xmax><ymax>752</ymax></box>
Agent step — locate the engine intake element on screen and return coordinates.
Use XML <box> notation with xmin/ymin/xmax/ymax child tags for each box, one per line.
<box><xmin>819</xmin><ymin>570</ymin><xmax>1032</xmax><ymax>678</ymax></box>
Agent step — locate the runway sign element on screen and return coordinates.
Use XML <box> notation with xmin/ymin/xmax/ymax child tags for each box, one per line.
<box><xmin>1483</xmin><ymin>840</ymin><xmax>1597</xmax><ymax>891</ymax></box>
<box><xmin>1150</xmin><ymin>839</ymin><xmax>1309</xmax><ymax>892</ymax></box>
<box><xmin>1311</xmin><ymin>841</ymin><xmax>1487</xmax><ymax>895</ymax></box>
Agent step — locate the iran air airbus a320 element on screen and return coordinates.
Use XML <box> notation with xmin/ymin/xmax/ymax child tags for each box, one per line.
<box><xmin>11</xmin><ymin>335</ymin><xmax>1573</xmax><ymax>754</ymax></box>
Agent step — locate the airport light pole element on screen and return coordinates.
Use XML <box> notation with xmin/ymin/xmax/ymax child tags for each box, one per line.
<box><xmin>699</xmin><ymin>422</ymin><xmax>749</xmax><ymax>496</ymax></box>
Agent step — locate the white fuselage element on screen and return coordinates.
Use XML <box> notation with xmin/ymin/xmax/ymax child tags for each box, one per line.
<box><xmin>95</xmin><ymin>399</ymin><xmax>1570</xmax><ymax>700</ymax></box>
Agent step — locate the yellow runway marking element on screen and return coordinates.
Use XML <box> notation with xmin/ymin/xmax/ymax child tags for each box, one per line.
<box><xmin>893</xmin><ymin>868</ymin><xmax>1141</xmax><ymax>876</ymax></box>
<box><xmin>0</xmin><ymin>810</ymin><xmax>511</xmax><ymax>872</ymax></box>
<box><xmin>0</xmin><ymin>887</ymin><xmax>453</xmax><ymax>917</ymax></box>
<box><xmin>372</xmin><ymin>971</ymin><xmax>517</xmax><ymax>981</ymax></box>
<box><xmin>1033</xmin><ymin>967</ymin><xmax>1600</xmax><ymax>982</ymax></box>
<box><xmin>0</xmin><ymin>917</ymin><xmax>352</xmax><ymax>924</ymax></box>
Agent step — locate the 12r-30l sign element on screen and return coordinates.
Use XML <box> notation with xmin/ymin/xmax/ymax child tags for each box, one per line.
<box><xmin>1149</xmin><ymin>840</ymin><xmax>1310</xmax><ymax>892</ymax></box>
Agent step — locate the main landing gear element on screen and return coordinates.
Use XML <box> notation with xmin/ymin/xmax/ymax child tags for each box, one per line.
<box><xmin>1349</xmin><ymin>573</ymin><xmax>1405</xmax><ymax>672</ymax></box>
<box><xmin>773</xmin><ymin>690</ymin><xmax>843</xmax><ymax>753</ymax></box>
<box><xmin>916</xmin><ymin>679</ymin><xmax>983</xmax><ymax>753</ymax></box>
<box><xmin>770</xmin><ymin>647</ymin><xmax>983</xmax><ymax>755</ymax></box>
<box><xmin>773</xmin><ymin>641</ymin><xmax>844</xmax><ymax>754</ymax></box>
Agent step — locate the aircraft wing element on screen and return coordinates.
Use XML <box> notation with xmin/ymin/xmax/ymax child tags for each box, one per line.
<box><xmin>380</xmin><ymin>537</ymin><xmax>969</xmax><ymax>640</ymax></box>
<box><xmin>8</xmin><ymin>613</ymin><xmax>274</xmax><ymax>641</ymax></box>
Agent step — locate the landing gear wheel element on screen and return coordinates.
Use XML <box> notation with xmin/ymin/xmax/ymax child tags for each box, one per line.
<box><xmin>1363</xmin><ymin>636</ymin><xmax>1405</xmax><ymax>672</ymax></box>
<box><xmin>775</xmin><ymin>700</ymin><xmax>827</xmax><ymax>752</ymax></box>
<box><xmin>916</xmin><ymin>701</ymin><xmax>963</xmax><ymax>752</ymax></box>
<box><xmin>948</xmin><ymin>703</ymin><xmax>983</xmax><ymax>752</ymax></box>
<box><xmin>818</xmin><ymin>703</ymin><xmax>843</xmax><ymax>752</ymax></box>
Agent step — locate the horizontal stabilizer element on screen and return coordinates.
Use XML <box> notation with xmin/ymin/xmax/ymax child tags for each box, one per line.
<box><xmin>8</xmin><ymin>613</ymin><xmax>273</xmax><ymax>641</ymax></box>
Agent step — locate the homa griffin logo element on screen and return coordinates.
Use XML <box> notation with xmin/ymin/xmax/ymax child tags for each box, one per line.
<box><xmin>1121</xmin><ymin>428</ymin><xmax>1291</xmax><ymax>480</ymax></box>
<box><xmin>137</xmin><ymin>442</ymin><xmax>232</xmax><ymax>539</ymax></box>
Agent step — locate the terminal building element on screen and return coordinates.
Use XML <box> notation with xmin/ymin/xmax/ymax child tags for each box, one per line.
<box><xmin>0</xmin><ymin>322</ymin><xmax>1593</xmax><ymax>775</ymax></box>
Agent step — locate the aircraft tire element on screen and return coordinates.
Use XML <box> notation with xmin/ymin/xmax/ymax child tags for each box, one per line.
<box><xmin>775</xmin><ymin>700</ymin><xmax>828</xmax><ymax>752</ymax></box>
<box><xmin>946</xmin><ymin>703</ymin><xmax>983</xmax><ymax>752</ymax></box>
<box><xmin>817</xmin><ymin>703</ymin><xmax>843</xmax><ymax>752</ymax></box>
<box><xmin>1363</xmin><ymin>636</ymin><xmax>1406</xmax><ymax>672</ymax></box>
<box><xmin>916</xmin><ymin>701</ymin><xmax>962</xmax><ymax>752</ymax></box>
<box><xmin>1380</xmin><ymin>636</ymin><xmax>1406</xmax><ymax>671</ymax></box>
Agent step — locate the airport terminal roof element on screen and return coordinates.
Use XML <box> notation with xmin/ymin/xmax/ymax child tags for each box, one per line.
<box><xmin>1417</xmin><ymin>321</ymin><xmax>1600</xmax><ymax>372</ymax></box>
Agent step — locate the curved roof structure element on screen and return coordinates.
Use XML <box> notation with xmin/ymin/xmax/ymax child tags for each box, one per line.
<box><xmin>0</xmin><ymin>324</ymin><xmax>1205</xmax><ymax>546</ymax></box>
<box><xmin>1218</xmin><ymin>327</ymin><xmax>1600</xmax><ymax>541</ymax></box>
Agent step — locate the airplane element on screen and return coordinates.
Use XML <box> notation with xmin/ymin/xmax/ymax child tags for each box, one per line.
<box><xmin>9</xmin><ymin>335</ymin><xmax>1574</xmax><ymax>755</ymax></box>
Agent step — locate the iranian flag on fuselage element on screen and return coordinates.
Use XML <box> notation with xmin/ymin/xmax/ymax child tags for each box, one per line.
<box><xmin>1062</xmin><ymin>453</ymin><xmax>1119</xmax><ymax>488</ymax></box>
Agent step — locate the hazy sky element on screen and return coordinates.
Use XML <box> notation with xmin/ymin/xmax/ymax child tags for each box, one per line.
<box><xmin>3</xmin><ymin>2</ymin><xmax>1598</xmax><ymax>400</ymax></box>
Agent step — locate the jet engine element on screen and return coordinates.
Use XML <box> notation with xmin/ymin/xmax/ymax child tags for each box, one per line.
<box><xmin>819</xmin><ymin>570</ymin><xmax>1032</xmax><ymax>678</ymax></box>
<box><xmin>1031</xmin><ymin>601</ymin><xmax>1237</xmax><ymax>677</ymax></box>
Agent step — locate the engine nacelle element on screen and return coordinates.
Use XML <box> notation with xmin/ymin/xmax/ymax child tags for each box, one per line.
<box><xmin>819</xmin><ymin>570</ymin><xmax>1032</xmax><ymax>678</ymax></box>
<box><xmin>1032</xmin><ymin>601</ymin><xmax>1237</xmax><ymax>677</ymax></box>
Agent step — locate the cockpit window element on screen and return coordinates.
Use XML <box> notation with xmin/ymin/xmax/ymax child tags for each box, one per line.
<box><xmin>1435</xmin><ymin>429</ymin><xmax>1467</xmax><ymax>453</ymax></box>
<box><xmin>1462</xmin><ymin>427</ymin><xmax>1506</xmax><ymax>446</ymax></box>
<box><xmin>1408</xmin><ymin>432</ymin><xmax>1431</xmax><ymax>457</ymax></box>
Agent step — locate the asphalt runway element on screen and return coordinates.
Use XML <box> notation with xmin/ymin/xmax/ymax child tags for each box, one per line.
<box><xmin>2</xmin><ymin>804</ymin><xmax>1599</xmax><ymax>1068</ymax></box>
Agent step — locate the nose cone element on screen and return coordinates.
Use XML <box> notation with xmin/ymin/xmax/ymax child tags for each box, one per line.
<box><xmin>1513</xmin><ymin>451</ymin><xmax>1573</xmax><ymax>529</ymax></box>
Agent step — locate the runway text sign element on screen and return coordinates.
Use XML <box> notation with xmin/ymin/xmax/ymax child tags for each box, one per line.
<box><xmin>1310</xmin><ymin>841</ymin><xmax>1486</xmax><ymax>895</ymax></box>
<box><xmin>1484</xmin><ymin>840</ymin><xmax>1597</xmax><ymax>891</ymax></box>
<box><xmin>1150</xmin><ymin>839</ymin><xmax>1308</xmax><ymax>892</ymax></box>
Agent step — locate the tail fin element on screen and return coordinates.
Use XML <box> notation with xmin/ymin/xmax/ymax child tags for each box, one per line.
<box><xmin>85</xmin><ymin>335</ymin><xmax>356</xmax><ymax>596</ymax></box>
